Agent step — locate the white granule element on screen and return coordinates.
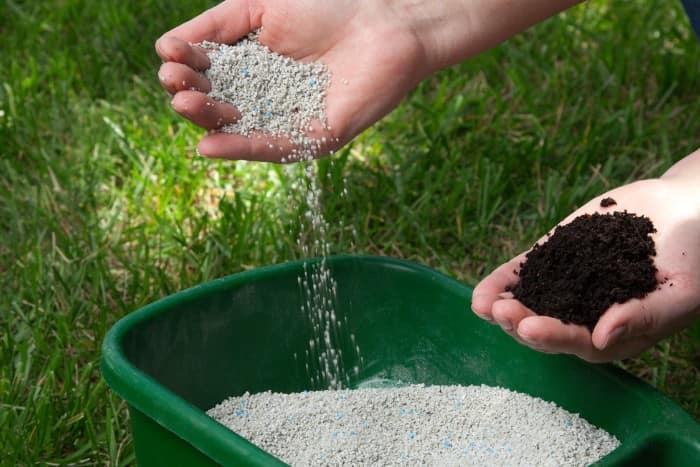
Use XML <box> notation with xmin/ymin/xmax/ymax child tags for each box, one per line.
<box><xmin>208</xmin><ymin>384</ymin><xmax>620</xmax><ymax>466</ymax></box>
<box><xmin>200</xmin><ymin>35</ymin><xmax>356</xmax><ymax>389</ymax></box>
<box><xmin>200</xmin><ymin>33</ymin><xmax>330</xmax><ymax>162</ymax></box>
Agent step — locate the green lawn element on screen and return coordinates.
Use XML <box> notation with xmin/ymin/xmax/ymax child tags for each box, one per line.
<box><xmin>1</xmin><ymin>0</ymin><xmax>699</xmax><ymax>464</ymax></box>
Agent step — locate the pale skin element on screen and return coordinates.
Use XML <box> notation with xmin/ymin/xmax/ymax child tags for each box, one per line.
<box><xmin>472</xmin><ymin>149</ymin><xmax>700</xmax><ymax>362</ymax></box>
<box><xmin>156</xmin><ymin>0</ymin><xmax>579</xmax><ymax>161</ymax></box>
<box><xmin>157</xmin><ymin>0</ymin><xmax>700</xmax><ymax>362</ymax></box>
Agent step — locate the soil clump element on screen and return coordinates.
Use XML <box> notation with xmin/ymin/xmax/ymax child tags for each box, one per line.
<box><xmin>508</xmin><ymin>211</ymin><xmax>658</xmax><ymax>328</ymax></box>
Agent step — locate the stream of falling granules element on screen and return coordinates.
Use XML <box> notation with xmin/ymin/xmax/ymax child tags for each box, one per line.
<box><xmin>201</xmin><ymin>34</ymin><xmax>360</xmax><ymax>389</ymax></box>
<box><xmin>208</xmin><ymin>384</ymin><xmax>621</xmax><ymax>466</ymax></box>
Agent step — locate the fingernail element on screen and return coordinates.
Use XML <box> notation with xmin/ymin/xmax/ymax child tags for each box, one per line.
<box><xmin>601</xmin><ymin>326</ymin><xmax>626</xmax><ymax>350</ymax></box>
<box><xmin>518</xmin><ymin>332</ymin><xmax>538</xmax><ymax>345</ymax></box>
<box><xmin>155</xmin><ymin>37</ymin><xmax>166</xmax><ymax>57</ymax></box>
<box><xmin>497</xmin><ymin>320</ymin><xmax>513</xmax><ymax>332</ymax></box>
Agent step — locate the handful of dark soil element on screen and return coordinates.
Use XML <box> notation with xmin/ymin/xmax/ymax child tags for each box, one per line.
<box><xmin>508</xmin><ymin>210</ymin><xmax>658</xmax><ymax>329</ymax></box>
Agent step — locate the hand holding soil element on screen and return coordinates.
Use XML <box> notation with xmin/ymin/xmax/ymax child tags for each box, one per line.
<box><xmin>472</xmin><ymin>152</ymin><xmax>700</xmax><ymax>362</ymax></box>
<box><xmin>155</xmin><ymin>0</ymin><xmax>430</xmax><ymax>162</ymax></box>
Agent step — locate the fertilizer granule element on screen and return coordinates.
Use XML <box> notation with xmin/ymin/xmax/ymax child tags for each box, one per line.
<box><xmin>208</xmin><ymin>384</ymin><xmax>620</xmax><ymax>466</ymax></box>
<box><xmin>200</xmin><ymin>33</ymin><xmax>330</xmax><ymax>162</ymax></box>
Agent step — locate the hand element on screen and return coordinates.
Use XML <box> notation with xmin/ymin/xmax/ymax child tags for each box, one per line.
<box><xmin>471</xmin><ymin>174</ymin><xmax>700</xmax><ymax>363</ymax></box>
<box><xmin>155</xmin><ymin>0</ymin><xmax>430</xmax><ymax>162</ymax></box>
<box><xmin>155</xmin><ymin>0</ymin><xmax>584</xmax><ymax>162</ymax></box>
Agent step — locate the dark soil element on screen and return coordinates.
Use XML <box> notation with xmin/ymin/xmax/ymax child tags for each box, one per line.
<box><xmin>508</xmin><ymin>211</ymin><xmax>658</xmax><ymax>329</ymax></box>
<box><xmin>600</xmin><ymin>197</ymin><xmax>617</xmax><ymax>207</ymax></box>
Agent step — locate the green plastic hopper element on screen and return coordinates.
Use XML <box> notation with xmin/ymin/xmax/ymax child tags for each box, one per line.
<box><xmin>101</xmin><ymin>255</ymin><xmax>700</xmax><ymax>466</ymax></box>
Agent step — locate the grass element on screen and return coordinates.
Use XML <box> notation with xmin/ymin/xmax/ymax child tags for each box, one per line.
<box><xmin>1</xmin><ymin>0</ymin><xmax>699</xmax><ymax>463</ymax></box>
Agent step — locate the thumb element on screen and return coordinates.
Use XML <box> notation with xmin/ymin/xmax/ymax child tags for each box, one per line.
<box><xmin>591</xmin><ymin>299</ymin><xmax>655</xmax><ymax>351</ymax></box>
<box><xmin>160</xmin><ymin>1</ymin><xmax>260</xmax><ymax>45</ymax></box>
<box><xmin>593</xmin><ymin>278</ymin><xmax>700</xmax><ymax>351</ymax></box>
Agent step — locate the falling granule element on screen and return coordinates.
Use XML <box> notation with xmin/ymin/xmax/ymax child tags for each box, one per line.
<box><xmin>203</xmin><ymin>34</ymin><xmax>360</xmax><ymax>388</ymax></box>
<box><xmin>208</xmin><ymin>384</ymin><xmax>620</xmax><ymax>466</ymax></box>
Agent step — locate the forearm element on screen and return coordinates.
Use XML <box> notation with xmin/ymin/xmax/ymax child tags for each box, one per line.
<box><xmin>389</xmin><ymin>0</ymin><xmax>582</xmax><ymax>73</ymax></box>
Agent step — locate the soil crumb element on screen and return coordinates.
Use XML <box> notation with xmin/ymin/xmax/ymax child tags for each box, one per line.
<box><xmin>508</xmin><ymin>211</ymin><xmax>657</xmax><ymax>328</ymax></box>
<box><xmin>600</xmin><ymin>197</ymin><xmax>617</xmax><ymax>207</ymax></box>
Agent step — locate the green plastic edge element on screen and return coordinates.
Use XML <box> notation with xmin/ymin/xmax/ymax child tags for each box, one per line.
<box><xmin>100</xmin><ymin>254</ymin><xmax>700</xmax><ymax>466</ymax></box>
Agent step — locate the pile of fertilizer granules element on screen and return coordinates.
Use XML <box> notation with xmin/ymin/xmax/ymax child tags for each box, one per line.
<box><xmin>208</xmin><ymin>384</ymin><xmax>620</xmax><ymax>466</ymax></box>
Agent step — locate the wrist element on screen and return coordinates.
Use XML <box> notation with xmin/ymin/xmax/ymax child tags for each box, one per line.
<box><xmin>660</xmin><ymin>147</ymin><xmax>700</xmax><ymax>206</ymax></box>
<box><xmin>660</xmin><ymin>149</ymin><xmax>700</xmax><ymax>218</ymax></box>
<box><xmin>386</xmin><ymin>0</ymin><xmax>582</xmax><ymax>74</ymax></box>
<box><xmin>661</xmin><ymin>147</ymin><xmax>700</xmax><ymax>180</ymax></box>
<box><xmin>384</xmin><ymin>0</ymin><xmax>471</xmax><ymax>74</ymax></box>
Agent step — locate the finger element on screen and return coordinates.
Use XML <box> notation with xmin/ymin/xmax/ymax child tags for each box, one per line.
<box><xmin>602</xmin><ymin>335</ymin><xmax>660</xmax><ymax>362</ymax></box>
<box><xmin>158</xmin><ymin>62</ymin><xmax>211</xmax><ymax>95</ymax></box>
<box><xmin>471</xmin><ymin>252</ymin><xmax>527</xmax><ymax>320</ymax></box>
<box><xmin>490</xmin><ymin>300</ymin><xmax>559</xmax><ymax>350</ymax></box>
<box><xmin>159</xmin><ymin>1</ymin><xmax>261</xmax><ymax>45</ymax></box>
<box><xmin>198</xmin><ymin>120</ymin><xmax>335</xmax><ymax>162</ymax></box>
<box><xmin>517</xmin><ymin>315</ymin><xmax>655</xmax><ymax>362</ymax></box>
<box><xmin>592</xmin><ymin>279</ymin><xmax>698</xmax><ymax>351</ymax></box>
<box><xmin>491</xmin><ymin>299</ymin><xmax>535</xmax><ymax>335</ymax></box>
<box><xmin>172</xmin><ymin>91</ymin><xmax>240</xmax><ymax>130</ymax></box>
<box><xmin>155</xmin><ymin>36</ymin><xmax>210</xmax><ymax>70</ymax></box>
<box><xmin>517</xmin><ymin>316</ymin><xmax>594</xmax><ymax>357</ymax></box>
<box><xmin>198</xmin><ymin>132</ymin><xmax>293</xmax><ymax>162</ymax></box>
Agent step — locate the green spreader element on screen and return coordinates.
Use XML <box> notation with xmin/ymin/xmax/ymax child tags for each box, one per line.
<box><xmin>101</xmin><ymin>255</ymin><xmax>700</xmax><ymax>466</ymax></box>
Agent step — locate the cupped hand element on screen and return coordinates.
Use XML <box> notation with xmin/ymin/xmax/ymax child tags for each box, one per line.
<box><xmin>472</xmin><ymin>177</ymin><xmax>700</xmax><ymax>363</ymax></box>
<box><xmin>155</xmin><ymin>0</ymin><xmax>430</xmax><ymax>162</ymax></box>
